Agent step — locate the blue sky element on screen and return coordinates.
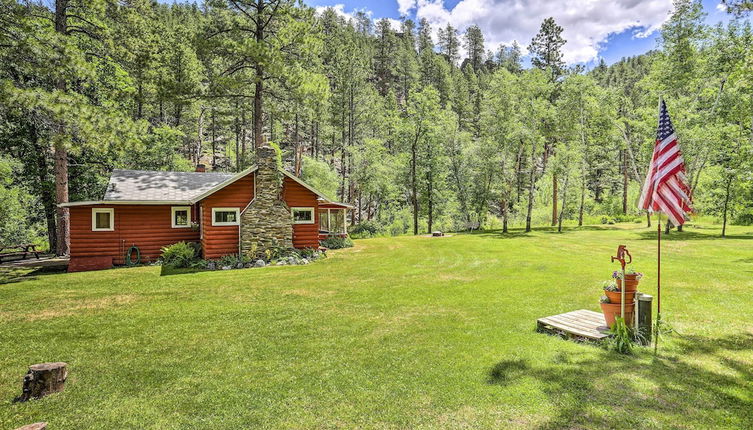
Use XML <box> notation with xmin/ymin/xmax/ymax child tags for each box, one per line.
<box><xmin>306</xmin><ymin>0</ymin><xmax>737</xmax><ymax>67</ymax></box>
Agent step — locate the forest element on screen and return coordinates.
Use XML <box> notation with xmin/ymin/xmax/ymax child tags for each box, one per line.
<box><xmin>1</xmin><ymin>0</ymin><xmax>752</xmax><ymax>255</ymax></box>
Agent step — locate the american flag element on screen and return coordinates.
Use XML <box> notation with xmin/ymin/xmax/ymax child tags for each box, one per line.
<box><xmin>638</xmin><ymin>99</ymin><xmax>692</xmax><ymax>226</ymax></box>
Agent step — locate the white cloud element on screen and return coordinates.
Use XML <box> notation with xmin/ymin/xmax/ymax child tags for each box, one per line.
<box><xmin>386</xmin><ymin>18</ymin><xmax>403</xmax><ymax>31</ymax></box>
<box><xmin>314</xmin><ymin>4</ymin><xmax>372</xmax><ymax>22</ymax></box>
<box><xmin>411</xmin><ymin>0</ymin><xmax>674</xmax><ymax>64</ymax></box>
<box><xmin>397</xmin><ymin>0</ymin><xmax>417</xmax><ymax>15</ymax></box>
<box><xmin>716</xmin><ymin>3</ymin><xmax>727</xmax><ymax>12</ymax></box>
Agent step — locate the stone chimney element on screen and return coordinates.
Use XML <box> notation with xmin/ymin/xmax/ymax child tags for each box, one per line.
<box><xmin>195</xmin><ymin>164</ymin><xmax>206</xmax><ymax>173</ymax></box>
<box><xmin>240</xmin><ymin>145</ymin><xmax>293</xmax><ymax>258</ymax></box>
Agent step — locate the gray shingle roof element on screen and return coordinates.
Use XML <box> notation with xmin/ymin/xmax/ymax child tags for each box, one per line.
<box><xmin>103</xmin><ymin>169</ymin><xmax>236</xmax><ymax>201</ymax></box>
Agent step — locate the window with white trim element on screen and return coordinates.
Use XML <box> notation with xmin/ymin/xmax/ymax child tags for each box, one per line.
<box><xmin>212</xmin><ymin>208</ymin><xmax>240</xmax><ymax>226</ymax></box>
<box><xmin>171</xmin><ymin>206</ymin><xmax>191</xmax><ymax>228</ymax></box>
<box><xmin>292</xmin><ymin>207</ymin><xmax>315</xmax><ymax>224</ymax></box>
<box><xmin>91</xmin><ymin>208</ymin><xmax>114</xmax><ymax>231</ymax></box>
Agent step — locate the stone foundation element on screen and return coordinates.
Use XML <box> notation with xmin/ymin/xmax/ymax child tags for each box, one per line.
<box><xmin>240</xmin><ymin>146</ymin><xmax>293</xmax><ymax>258</ymax></box>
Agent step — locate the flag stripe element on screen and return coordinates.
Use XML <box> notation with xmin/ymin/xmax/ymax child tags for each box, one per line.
<box><xmin>639</xmin><ymin>100</ymin><xmax>692</xmax><ymax>226</ymax></box>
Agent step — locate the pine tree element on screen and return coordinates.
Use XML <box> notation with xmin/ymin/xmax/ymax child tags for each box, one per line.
<box><xmin>463</xmin><ymin>25</ymin><xmax>485</xmax><ymax>71</ymax></box>
<box><xmin>528</xmin><ymin>17</ymin><xmax>567</xmax><ymax>81</ymax></box>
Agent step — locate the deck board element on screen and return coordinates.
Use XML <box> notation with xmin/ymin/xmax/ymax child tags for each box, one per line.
<box><xmin>537</xmin><ymin>309</ymin><xmax>610</xmax><ymax>341</ymax></box>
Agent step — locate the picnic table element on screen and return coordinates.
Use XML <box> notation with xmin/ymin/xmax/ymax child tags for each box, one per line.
<box><xmin>0</xmin><ymin>244</ymin><xmax>41</xmax><ymax>262</ymax></box>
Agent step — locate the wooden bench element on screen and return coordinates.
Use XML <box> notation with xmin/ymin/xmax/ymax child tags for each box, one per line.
<box><xmin>0</xmin><ymin>244</ymin><xmax>41</xmax><ymax>263</ymax></box>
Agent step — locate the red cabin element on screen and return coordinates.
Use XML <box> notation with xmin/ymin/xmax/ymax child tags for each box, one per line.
<box><xmin>61</xmin><ymin>146</ymin><xmax>351</xmax><ymax>272</ymax></box>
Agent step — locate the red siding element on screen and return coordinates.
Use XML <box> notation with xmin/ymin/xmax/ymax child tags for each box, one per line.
<box><xmin>200</xmin><ymin>174</ymin><xmax>254</xmax><ymax>259</ymax></box>
<box><xmin>68</xmin><ymin>204</ymin><xmax>200</xmax><ymax>271</ymax></box>
<box><xmin>283</xmin><ymin>176</ymin><xmax>320</xmax><ymax>249</ymax></box>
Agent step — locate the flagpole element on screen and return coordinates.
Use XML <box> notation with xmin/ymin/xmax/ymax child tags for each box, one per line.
<box><xmin>655</xmin><ymin>212</ymin><xmax>662</xmax><ymax>354</ymax></box>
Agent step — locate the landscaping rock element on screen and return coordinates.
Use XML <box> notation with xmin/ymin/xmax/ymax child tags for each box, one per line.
<box><xmin>254</xmin><ymin>259</ymin><xmax>266</xmax><ymax>268</ymax></box>
<box><xmin>222</xmin><ymin>266</ymin><xmax>232</xmax><ymax>270</ymax></box>
<box><xmin>206</xmin><ymin>262</ymin><xmax>216</xmax><ymax>270</ymax></box>
<box><xmin>16</xmin><ymin>362</ymin><xmax>67</xmax><ymax>402</ymax></box>
<box><xmin>301</xmin><ymin>258</ymin><xmax>309</xmax><ymax>265</ymax></box>
<box><xmin>244</xmin><ymin>262</ymin><xmax>254</xmax><ymax>269</ymax></box>
<box><xmin>276</xmin><ymin>261</ymin><xmax>286</xmax><ymax>266</ymax></box>
<box><xmin>236</xmin><ymin>263</ymin><xmax>244</xmax><ymax>269</ymax></box>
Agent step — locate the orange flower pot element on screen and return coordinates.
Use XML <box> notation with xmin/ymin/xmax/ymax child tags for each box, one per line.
<box><xmin>605</xmin><ymin>290</ymin><xmax>636</xmax><ymax>304</ymax></box>
<box><xmin>616</xmin><ymin>278</ymin><xmax>639</xmax><ymax>292</ymax></box>
<box><xmin>600</xmin><ymin>302</ymin><xmax>634</xmax><ymax>329</ymax></box>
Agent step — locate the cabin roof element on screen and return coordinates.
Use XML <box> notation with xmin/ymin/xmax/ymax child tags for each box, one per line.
<box><xmin>104</xmin><ymin>169</ymin><xmax>235</xmax><ymax>202</ymax></box>
<box><xmin>60</xmin><ymin>167</ymin><xmax>353</xmax><ymax>209</ymax></box>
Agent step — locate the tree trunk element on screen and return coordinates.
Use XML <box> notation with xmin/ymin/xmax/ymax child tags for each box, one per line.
<box><xmin>525</xmin><ymin>141</ymin><xmax>536</xmax><ymax>233</ymax></box>
<box><xmin>411</xmin><ymin>135</ymin><xmax>419</xmax><ymax>235</ymax></box>
<box><xmin>501</xmin><ymin>198</ymin><xmax>508</xmax><ymax>233</ymax></box>
<box><xmin>253</xmin><ymin>16</ymin><xmax>264</xmax><ymax>148</ymax></box>
<box><xmin>16</xmin><ymin>362</ymin><xmax>67</xmax><ymax>402</ymax></box>
<box><xmin>721</xmin><ymin>175</ymin><xmax>732</xmax><ymax>237</ymax></box>
<box><xmin>196</xmin><ymin>106</ymin><xmax>205</xmax><ymax>165</ymax></box>
<box><xmin>294</xmin><ymin>112</ymin><xmax>301</xmax><ymax>176</ymax></box>
<box><xmin>211</xmin><ymin>109</ymin><xmax>216</xmax><ymax>169</ymax></box>
<box><xmin>53</xmin><ymin>0</ymin><xmax>70</xmax><ymax>256</ymax></box>
<box><xmin>235</xmin><ymin>101</ymin><xmax>241</xmax><ymax>171</ymax></box>
<box><xmin>427</xmin><ymin>169</ymin><xmax>433</xmax><ymax>233</ymax></box>
<box><xmin>557</xmin><ymin>170</ymin><xmax>570</xmax><ymax>233</ymax></box>
<box><xmin>551</xmin><ymin>173</ymin><xmax>558</xmax><ymax>226</ymax></box>
<box><xmin>578</xmin><ymin>167</ymin><xmax>585</xmax><ymax>227</ymax></box>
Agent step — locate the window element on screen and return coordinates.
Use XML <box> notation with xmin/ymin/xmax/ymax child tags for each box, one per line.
<box><xmin>171</xmin><ymin>206</ymin><xmax>191</xmax><ymax>228</ymax></box>
<box><xmin>212</xmin><ymin>208</ymin><xmax>240</xmax><ymax>226</ymax></box>
<box><xmin>318</xmin><ymin>209</ymin><xmax>329</xmax><ymax>232</ymax></box>
<box><xmin>91</xmin><ymin>208</ymin><xmax>114</xmax><ymax>231</ymax></box>
<box><xmin>292</xmin><ymin>207</ymin><xmax>315</xmax><ymax>224</ymax></box>
<box><xmin>331</xmin><ymin>209</ymin><xmax>345</xmax><ymax>233</ymax></box>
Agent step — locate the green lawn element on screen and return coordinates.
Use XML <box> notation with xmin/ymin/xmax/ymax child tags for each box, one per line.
<box><xmin>1</xmin><ymin>224</ymin><xmax>752</xmax><ymax>429</ymax></box>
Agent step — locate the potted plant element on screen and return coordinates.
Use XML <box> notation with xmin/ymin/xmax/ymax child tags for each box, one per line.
<box><xmin>613</xmin><ymin>268</ymin><xmax>643</xmax><ymax>292</ymax></box>
<box><xmin>599</xmin><ymin>295</ymin><xmax>634</xmax><ymax>329</ymax></box>
<box><xmin>602</xmin><ymin>280</ymin><xmax>636</xmax><ymax>304</ymax></box>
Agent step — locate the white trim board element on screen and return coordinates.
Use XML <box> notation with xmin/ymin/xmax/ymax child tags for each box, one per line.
<box><xmin>171</xmin><ymin>206</ymin><xmax>191</xmax><ymax>228</ymax></box>
<box><xmin>211</xmin><ymin>207</ymin><xmax>240</xmax><ymax>226</ymax></box>
<box><xmin>91</xmin><ymin>208</ymin><xmax>115</xmax><ymax>231</ymax></box>
<box><xmin>60</xmin><ymin>200</ymin><xmax>191</xmax><ymax>208</ymax></box>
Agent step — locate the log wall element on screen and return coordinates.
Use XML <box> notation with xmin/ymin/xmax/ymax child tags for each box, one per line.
<box><xmin>282</xmin><ymin>176</ymin><xmax>320</xmax><ymax>249</ymax></box>
<box><xmin>200</xmin><ymin>174</ymin><xmax>255</xmax><ymax>259</ymax></box>
<box><xmin>68</xmin><ymin>204</ymin><xmax>200</xmax><ymax>271</ymax></box>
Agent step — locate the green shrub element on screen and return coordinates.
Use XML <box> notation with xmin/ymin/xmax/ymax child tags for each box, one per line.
<box><xmin>321</xmin><ymin>235</ymin><xmax>354</xmax><ymax>249</ymax></box>
<box><xmin>160</xmin><ymin>241</ymin><xmax>198</xmax><ymax>268</ymax></box>
<box><xmin>350</xmin><ymin>220</ymin><xmax>383</xmax><ymax>238</ymax></box>
<box><xmin>734</xmin><ymin>208</ymin><xmax>753</xmax><ymax>226</ymax></box>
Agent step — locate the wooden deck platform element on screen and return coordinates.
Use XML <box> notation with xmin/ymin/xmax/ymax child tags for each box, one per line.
<box><xmin>537</xmin><ymin>309</ymin><xmax>611</xmax><ymax>341</ymax></box>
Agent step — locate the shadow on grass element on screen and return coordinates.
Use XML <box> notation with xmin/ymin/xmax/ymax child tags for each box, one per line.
<box><xmin>0</xmin><ymin>265</ymin><xmax>66</xmax><ymax>285</ymax></box>
<box><xmin>160</xmin><ymin>265</ymin><xmax>207</xmax><ymax>276</ymax></box>
<box><xmin>635</xmin><ymin>230</ymin><xmax>753</xmax><ymax>241</ymax></box>
<box><xmin>468</xmin><ymin>225</ymin><xmax>624</xmax><ymax>239</ymax></box>
<box><xmin>487</xmin><ymin>332</ymin><xmax>753</xmax><ymax>429</ymax></box>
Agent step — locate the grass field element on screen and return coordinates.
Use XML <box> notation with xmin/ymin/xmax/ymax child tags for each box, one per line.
<box><xmin>1</xmin><ymin>223</ymin><xmax>752</xmax><ymax>429</ymax></box>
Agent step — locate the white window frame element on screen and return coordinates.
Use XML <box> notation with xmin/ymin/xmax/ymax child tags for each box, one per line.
<box><xmin>171</xmin><ymin>206</ymin><xmax>191</xmax><ymax>228</ymax></box>
<box><xmin>91</xmin><ymin>208</ymin><xmax>114</xmax><ymax>231</ymax></box>
<box><xmin>211</xmin><ymin>207</ymin><xmax>240</xmax><ymax>226</ymax></box>
<box><xmin>291</xmin><ymin>207</ymin><xmax>315</xmax><ymax>225</ymax></box>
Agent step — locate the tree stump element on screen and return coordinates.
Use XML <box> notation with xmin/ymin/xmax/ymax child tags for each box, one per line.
<box><xmin>15</xmin><ymin>423</ymin><xmax>47</xmax><ymax>430</ymax></box>
<box><xmin>16</xmin><ymin>362</ymin><xmax>67</xmax><ymax>402</ymax></box>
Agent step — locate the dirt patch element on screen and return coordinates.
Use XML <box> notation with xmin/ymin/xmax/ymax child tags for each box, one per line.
<box><xmin>283</xmin><ymin>288</ymin><xmax>336</xmax><ymax>298</ymax></box>
<box><xmin>17</xmin><ymin>294</ymin><xmax>139</xmax><ymax>322</ymax></box>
